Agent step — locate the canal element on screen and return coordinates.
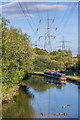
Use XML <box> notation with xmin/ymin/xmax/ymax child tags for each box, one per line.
<box><xmin>3</xmin><ymin>75</ymin><xmax>78</xmax><ymax>118</ymax></box>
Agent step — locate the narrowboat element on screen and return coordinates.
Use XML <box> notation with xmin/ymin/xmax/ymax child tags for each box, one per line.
<box><xmin>44</xmin><ymin>70</ymin><xmax>67</xmax><ymax>83</ymax></box>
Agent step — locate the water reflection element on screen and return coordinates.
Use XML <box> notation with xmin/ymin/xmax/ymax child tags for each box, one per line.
<box><xmin>44</xmin><ymin>76</ymin><xmax>66</xmax><ymax>89</ymax></box>
<box><xmin>24</xmin><ymin>75</ymin><xmax>78</xmax><ymax>118</ymax></box>
<box><xmin>3</xmin><ymin>75</ymin><xmax>78</xmax><ymax>118</ymax></box>
<box><xmin>24</xmin><ymin>75</ymin><xmax>52</xmax><ymax>91</ymax></box>
<box><xmin>3</xmin><ymin>86</ymin><xmax>35</xmax><ymax>118</ymax></box>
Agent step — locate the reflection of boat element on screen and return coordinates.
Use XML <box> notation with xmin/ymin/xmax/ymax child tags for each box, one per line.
<box><xmin>44</xmin><ymin>77</ymin><xmax>66</xmax><ymax>85</ymax></box>
<box><xmin>44</xmin><ymin>70</ymin><xmax>66</xmax><ymax>83</ymax></box>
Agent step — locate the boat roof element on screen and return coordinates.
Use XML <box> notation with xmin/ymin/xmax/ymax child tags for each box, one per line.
<box><xmin>45</xmin><ymin>71</ymin><xmax>65</xmax><ymax>75</ymax></box>
<box><xmin>54</xmin><ymin>72</ymin><xmax>62</xmax><ymax>75</ymax></box>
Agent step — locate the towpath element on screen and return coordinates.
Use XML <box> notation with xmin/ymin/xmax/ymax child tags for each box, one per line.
<box><xmin>67</xmin><ymin>76</ymin><xmax>80</xmax><ymax>80</ymax></box>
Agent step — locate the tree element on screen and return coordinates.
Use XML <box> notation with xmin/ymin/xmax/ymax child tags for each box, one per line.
<box><xmin>33</xmin><ymin>48</ymin><xmax>49</xmax><ymax>56</ymax></box>
<box><xmin>33</xmin><ymin>55</ymin><xmax>66</xmax><ymax>71</ymax></box>
<box><xmin>2</xmin><ymin>17</ymin><xmax>33</xmax><ymax>87</ymax></box>
<box><xmin>68</xmin><ymin>49</ymin><xmax>72</xmax><ymax>57</ymax></box>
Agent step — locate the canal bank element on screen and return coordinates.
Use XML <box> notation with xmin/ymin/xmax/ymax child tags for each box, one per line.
<box><xmin>66</xmin><ymin>76</ymin><xmax>80</xmax><ymax>85</ymax></box>
<box><xmin>2</xmin><ymin>84</ymin><xmax>19</xmax><ymax>103</ymax></box>
<box><xmin>2</xmin><ymin>81</ymin><xmax>27</xmax><ymax>103</ymax></box>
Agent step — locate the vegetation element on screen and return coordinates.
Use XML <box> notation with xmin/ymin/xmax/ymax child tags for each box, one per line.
<box><xmin>2</xmin><ymin>17</ymin><xmax>33</xmax><ymax>89</ymax></box>
<box><xmin>33</xmin><ymin>48</ymin><xmax>79</xmax><ymax>77</ymax></box>
<box><xmin>33</xmin><ymin>55</ymin><xmax>66</xmax><ymax>71</ymax></box>
<box><xmin>50</xmin><ymin>49</ymin><xmax>73</xmax><ymax>69</ymax></box>
<box><xmin>33</xmin><ymin>48</ymin><xmax>49</xmax><ymax>56</ymax></box>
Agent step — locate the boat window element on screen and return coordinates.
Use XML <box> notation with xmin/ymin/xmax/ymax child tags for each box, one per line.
<box><xmin>59</xmin><ymin>75</ymin><xmax>61</xmax><ymax>77</ymax></box>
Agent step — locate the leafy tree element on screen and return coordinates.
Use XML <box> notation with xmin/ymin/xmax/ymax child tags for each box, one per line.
<box><xmin>68</xmin><ymin>49</ymin><xmax>72</xmax><ymax>57</ymax></box>
<box><xmin>33</xmin><ymin>55</ymin><xmax>66</xmax><ymax>71</ymax></box>
<box><xmin>2</xmin><ymin>17</ymin><xmax>33</xmax><ymax>87</ymax></box>
<box><xmin>50</xmin><ymin>51</ymin><xmax>58</xmax><ymax>55</ymax></box>
<box><xmin>33</xmin><ymin>48</ymin><xmax>49</xmax><ymax>56</ymax></box>
<box><xmin>2</xmin><ymin>17</ymin><xmax>10</xmax><ymax>27</ymax></box>
<box><xmin>50</xmin><ymin>49</ymin><xmax>73</xmax><ymax>69</ymax></box>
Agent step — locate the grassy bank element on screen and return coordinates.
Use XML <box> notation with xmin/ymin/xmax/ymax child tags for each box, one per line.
<box><xmin>33</xmin><ymin>71</ymin><xmax>44</xmax><ymax>74</ymax></box>
<box><xmin>2</xmin><ymin>81</ymin><xmax>26</xmax><ymax>102</ymax></box>
<box><xmin>2</xmin><ymin>84</ymin><xmax>19</xmax><ymax>102</ymax></box>
<box><xmin>67</xmin><ymin>76</ymin><xmax>80</xmax><ymax>86</ymax></box>
<box><xmin>66</xmin><ymin>76</ymin><xmax>80</xmax><ymax>81</ymax></box>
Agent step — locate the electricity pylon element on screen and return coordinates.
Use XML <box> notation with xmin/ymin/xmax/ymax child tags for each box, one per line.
<box><xmin>37</xmin><ymin>12</ymin><xmax>57</xmax><ymax>52</ymax></box>
<box><xmin>57</xmin><ymin>36</ymin><xmax>71</xmax><ymax>50</ymax></box>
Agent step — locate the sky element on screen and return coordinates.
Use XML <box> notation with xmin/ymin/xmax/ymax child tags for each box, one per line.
<box><xmin>1</xmin><ymin>0</ymin><xmax>78</xmax><ymax>56</ymax></box>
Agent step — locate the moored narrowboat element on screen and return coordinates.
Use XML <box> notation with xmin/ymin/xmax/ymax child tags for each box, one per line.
<box><xmin>44</xmin><ymin>70</ymin><xmax>66</xmax><ymax>83</ymax></box>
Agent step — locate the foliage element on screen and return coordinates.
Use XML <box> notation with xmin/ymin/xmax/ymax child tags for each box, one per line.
<box><xmin>33</xmin><ymin>48</ymin><xmax>49</xmax><ymax>56</ymax></box>
<box><xmin>33</xmin><ymin>55</ymin><xmax>66</xmax><ymax>71</ymax></box>
<box><xmin>50</xmin><ymin>49</ymin><xmax>73</xmax><ymax>69</ymax></box>
<box><xmin>2</xmin><ymin>17</ymin><xmax>33</xmax><ymax>87</ymax></box>
<box><xmin>2</xmin><ymin>17</ymin><xmax>10</xmax><ymax>27</ymax></box>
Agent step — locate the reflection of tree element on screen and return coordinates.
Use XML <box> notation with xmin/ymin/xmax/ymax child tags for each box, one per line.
<box><xmin>24</xmin><ymin>75</ymin><xmax>52</xmax><ymax>91</ymax></box>
<box><xmin>56</xmin><ymin>85</ymin><xmax>62</xmax><ymax>89</ymax></box>
<box><xmin>24</xmin><ymin>75</ymin><xmax>63</xmax><ymax>91</ymax></box>
<box><xmin>3</xmin><ymin>90</ymin><xmax>35</xmax><ymax>118</ymax></box>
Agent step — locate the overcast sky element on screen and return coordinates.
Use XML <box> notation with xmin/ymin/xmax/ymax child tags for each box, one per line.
<box><xmin>1</xmin><ymin>1</ymin><xmax>78</xmax><ymax>56</ymax></box>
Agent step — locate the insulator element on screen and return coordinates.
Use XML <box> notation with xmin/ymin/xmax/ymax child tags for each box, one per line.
<box><xmin>37</xmin><ymin>28</ymin><xmax>38</xmax><ymax>31</ymax></box>
<box><xmin>39</xmin><ymin>19</ymin><xmax>41</xmax><ymax>23</ymax></box>
<box><xmin>55</xmin><ymin>28</ymin><xmax>57</xmax><ymax>30</ymax></box>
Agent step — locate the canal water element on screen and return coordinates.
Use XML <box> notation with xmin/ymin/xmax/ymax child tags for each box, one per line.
<box><xmin>3</xmin><ymin>75</ymin><xmax>78</xmax><ymax>118</ymax></box>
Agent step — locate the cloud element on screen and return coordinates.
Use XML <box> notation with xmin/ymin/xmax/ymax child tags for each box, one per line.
<box><xmin>28</xmin><ymin>4</ymin><xmax>69</xmax><ymax>11</ymax></box>
<box><xmin>1</xmin><ymin>1</ymin><xmax>70</xmax><ymax>20</ymax></box>
<box><xmin>8</xmin><ymin>13</ymin><xmax>34</xmax><ymax>20</ymax></box>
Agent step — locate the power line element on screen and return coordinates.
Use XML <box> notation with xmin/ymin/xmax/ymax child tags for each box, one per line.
<box><xmin>29</xmin><ymin>1</ymin><xmax>42</xmax><ymax>42</ymax></box>
<box><xmin>32</xmin><ymin>19</ymin><xmax>42</xmax><ymax>44</ymax></box>
<box><xmin>22</xmin><ymin>1</ymin><xmax>36</xmax><ymax>27</ymax></box>
<box><xmin>18</xmin><ymin>0</ymin><xmax>36</xmax><ymax>34</ymax></box>
<box><xmin>54</xmin><ymin>2</ymin><xmax>59</xmax><ymax>22</ymax></box>
<box><xmin>56</xmin><ymin>2</ymin><xmax>77</xmax><ymax>36</ymax></box>
<box><xmin>50</xmin><ymin>2</ymin><xmax>72</xmax><ymax>36</ymax></box>
<box><xmin>34</xmin><ymin>0</ymin><xmax>41</xmax><ymax>19</ymax></box>
<box><xmin>56</xmin><ymin>2</ymin><xmax>72</xmax><ymax>29</ymax></box>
